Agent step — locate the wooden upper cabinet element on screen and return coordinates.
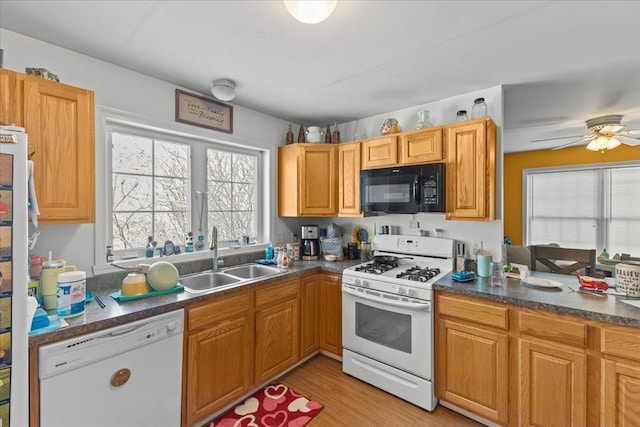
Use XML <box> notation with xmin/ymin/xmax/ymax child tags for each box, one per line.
<box><xmin>278</xmin><ymin>143</ymin><xmax>337</xmax><ymax>217</ymax></box>
<box><xmin>361</xmin><ymin>135</ymin><xmax>398</xmax><ymax>169</ymax></box>
<box><xmin>338</xmin><ymin>141</ymin><xmax>363</xmax><ymax>217</ymax></box>
<box><xmin>0</xmin><ymin>69</ymin><xmax>23</xmax><ymax>126</ymax></box>
<box><xmin>1</xmin><ymin>69</ymin><xmax>95</xmax><ymax>224</ymax></box>
<box><xmin>445</xmin><ymin>118</ymin><xmax>496</xmax><ymax>221</ymax></box>
<box><xmin>398</xmin><ymin>127</ymin><xmax>443</xmax><ymax>164</ymax></box>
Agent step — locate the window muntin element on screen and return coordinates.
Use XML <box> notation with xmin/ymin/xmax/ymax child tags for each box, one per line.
<box><xmin>112</xmin><ymin>132</ymin><xmax>190</xmax><ymax>250</ymax></box>
<box><xmin>525</xmin><ymin>164</ymin><xmax>640</xmax><ymax>256</ymax></box>
<box><xmin>207</xmin><ymin>149</ymin><xmax>258</xmax><ymax>242</ymax></box>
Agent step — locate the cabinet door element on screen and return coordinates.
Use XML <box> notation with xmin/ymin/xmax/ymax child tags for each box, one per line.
<box><xmin>299</xmin><ymin>144</ymin><xmax>337</xmax><ymax>216</ymax></box>
<box><xmin>185</xmin><ymin>314</ymin><xmax>253</xmax><ymax>427</ymax></box>
<box><xmin>300</xmin><ymin>274</ymin><xmax>320</xmax><ymax>357</ymax></box>
<box><xmin>601</xmin><ymin>358</ymin><xmax>640</xmax><ymax>427</ymax></box>
<box><xmin>518</xmin><ymin>338</ymin><xmax>587</xmax><ymax>426</ymax></box>
<box><xmin>445</xmin><ymin>119</ymin><xmax>495</xmax><ymax>221</ymax></box>
<box><xmin>0</xmin><ymin>69</ymin><xmax>23</xmax><ymax>126</ymax></box>
<box><xmin>255</xmin><ymin>297</ymin><xmax>300</xmax><ymax>383</ymax></box>
<box><xmin>319</xmin><ymin>273</ymin><xmax>342</xmax><ymax>356</ymax></box>
<box><xmin>338</xmin><ymin>141</ymin><xmax>362</xmax><ymax>216</ymax></box>
<box><xmin>399</xmin><ymin>128</ymin><xmax>443</xmax><ymax>164</ymax></box>
<box><xmin>361</xmin><ymin>135</ymin><xmax>398</xmax><ymax>169</ymax></box>
<box><xmin>23</xmin><ymin>76</ymin><xmax>95</xmax><ymax>223</ymax></box>
<box><xmin>436</xmin><ymin>318</ymin><xmax>508</xmax><ymax>424</ymax></box>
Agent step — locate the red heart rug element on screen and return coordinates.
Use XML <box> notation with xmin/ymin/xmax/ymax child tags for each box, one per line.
<box><xmin>210</xmin><ymin>382</ymin><xmax>323</xmax><ymax>427</ymax></box>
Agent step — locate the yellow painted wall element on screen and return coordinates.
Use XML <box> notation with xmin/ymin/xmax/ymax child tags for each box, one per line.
<box><xmin>504</xmin><ymin>145</ymin><xmax>640</xmax><ymax>245</ymax></box>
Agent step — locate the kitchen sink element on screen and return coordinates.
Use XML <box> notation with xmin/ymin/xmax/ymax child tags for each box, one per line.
<box><xmin>180</xmin><ymin>272</ymin><xmax>242</xmax><ymax>293</ymax></box>
<box><xmin>223</xmin><ymin>264</ymin><xmax>282</xmax><ymax>280</ymax></box>
<box><xmin>180</xmin><ymin>263</ymin><xmax>284</xmax><ymax>294</ymax></box>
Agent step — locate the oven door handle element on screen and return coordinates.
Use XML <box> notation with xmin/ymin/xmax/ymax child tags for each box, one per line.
<box><xmin>343</xmin><ymin>287</ymin><xmax>432</xmax><ymax>311</ymax></box>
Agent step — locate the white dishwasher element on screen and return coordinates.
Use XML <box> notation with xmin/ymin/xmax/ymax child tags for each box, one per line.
<box><xmin>39</xmin><ymin>309</ymin><xmax>184</xmax><ymax>427</ymax></box>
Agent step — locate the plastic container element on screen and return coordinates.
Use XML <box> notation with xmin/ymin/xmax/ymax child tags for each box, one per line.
<box><xmin>56</xmin><ymin>271</ymin><xmax>86</xmax><ymax>318</ymax></box>
<box><xmin>265</xmin><ymin>242</ymin><xmax>274</xmax><ymax>262</ymax></box>
<box><xmin>471</xmin><ymin>98</ymin><xmax>487</xmax><ymax>119</ymax></box>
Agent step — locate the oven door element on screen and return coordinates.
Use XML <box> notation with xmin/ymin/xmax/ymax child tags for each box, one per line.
<box><xmin>360</xmin><ymin>165</ymin><xmax>422</xmax><ymax>213</ymax></box>
<box><xmin>342</xmin><ymin>283</ymin><xmax>433</xmax><ymax>379</ymax></box>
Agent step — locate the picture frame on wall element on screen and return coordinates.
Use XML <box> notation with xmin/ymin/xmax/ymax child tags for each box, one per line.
<box><xmin>175</xmin><ymin>89</ymin><xmax>233</xmax><ymax>134</ymax></box>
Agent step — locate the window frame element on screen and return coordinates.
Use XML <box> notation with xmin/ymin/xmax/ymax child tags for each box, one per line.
<box><xmin>523</xmin><ymin>160</ymin><xmax>640</xmax><ymax>254</ymax></box>
<box><xmin>105</xmin><ymin>121</ymin><xmax>265</xmax><ymax>257</ymax></box>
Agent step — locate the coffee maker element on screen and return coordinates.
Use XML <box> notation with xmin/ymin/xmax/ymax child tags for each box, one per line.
<box><xmin>301</xmin><ymin>225</ymin><xmax>320</xmax><ymax>261</ymax></box>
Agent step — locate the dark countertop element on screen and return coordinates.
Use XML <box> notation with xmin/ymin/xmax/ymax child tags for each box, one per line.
<box><xmin>28</xmin><ymin>258</ymin><xmax>361</xmax><ymax>347</ymax></box>
<box><xmin>434</xmin><ymin>272</ymin><xmax>640</xmax><ymax>328</ymax></box>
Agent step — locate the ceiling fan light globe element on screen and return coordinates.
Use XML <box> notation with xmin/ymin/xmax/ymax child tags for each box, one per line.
<box><xmin>607</xmin><ymin>137</ymin><xmax>621</xmax><ymax>150</ymax></box>
<box><xmin>284</xmin><ymin>0</ymin><xmax>337</xmax><ymax>24</ymax></box>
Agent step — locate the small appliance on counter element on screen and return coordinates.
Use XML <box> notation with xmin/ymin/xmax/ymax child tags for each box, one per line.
<box><xmin>301</xmin><ymin>225</ymin><xmax>320</xmax><ymax>261</ymax></box>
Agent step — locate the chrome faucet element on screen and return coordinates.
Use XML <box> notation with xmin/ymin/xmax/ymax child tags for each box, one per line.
<box><xmin>210</xmin><ymin>226</ymin><xmax>220</xmax><ymax>271</ymax></box>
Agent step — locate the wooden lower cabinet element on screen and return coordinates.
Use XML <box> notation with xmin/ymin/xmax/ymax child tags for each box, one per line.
<box><xmin>601</xmin><ymin>359</ymin><xmax>640</xmax><ymax>427</ymax></box>
<box><xmin>436</xmin><ymin>291</ymin><xmax>640</xmax><ymax>427</ymax></box>
<box><xmin>300</xmin><ymin>274</ymin><xmax>320</xmax><ymax>357</ymax></box>
<box><xmin>254</xmin><ymin>279</ymin><xmax>300</xmax><ymax>384</ymax></box>
<box><xmin>435</xmin><ymin>294</ymin><xmax>509</xmax><ymax>425</ymax></box>
<box><xmin>184</xmin><ymin>290</ymin><xmax>254</xmax><ymax>427</ymax></box>
<box><xmin>319</xmin><ymin>273</ymin><xmax>342</xmax><ymax>356</ymax></box>
<box><xmin>517</xmin><ymin>338</ymin><xmax>587</xmax><ymax>426</ymax></box>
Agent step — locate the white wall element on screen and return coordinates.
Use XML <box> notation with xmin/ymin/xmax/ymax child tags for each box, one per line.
<box><xmin>1</xmin><ymin>28</ymin><xmax>293</xmax><ymax>274</ymax></box>
<box><xmin>2</xmin><ymin>28</ymin><xmax>505</xmax><ymax>272</ymax></box>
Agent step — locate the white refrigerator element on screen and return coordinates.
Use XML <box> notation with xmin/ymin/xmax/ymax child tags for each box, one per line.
<box><xmin>0</xmin><ymin>125</ymin><xmax>29</xmax><ymax>427</ymax></box>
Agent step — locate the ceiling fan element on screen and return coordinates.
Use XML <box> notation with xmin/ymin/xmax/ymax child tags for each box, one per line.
<box><xmin>531</xmin><ymin>115</ymin><xmax>640</xmax><ymax>151</ymax></box>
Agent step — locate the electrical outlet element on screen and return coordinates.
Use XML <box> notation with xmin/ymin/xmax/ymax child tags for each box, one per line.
<box><xmin>275</xmin><ymin>232</ymin><xmax>285</xmax><ymax>244</ymax></box>
<box><xmin>409</xmin><ymin>219</ymin><xmax>419</xmax><ymax>228</ymax></box>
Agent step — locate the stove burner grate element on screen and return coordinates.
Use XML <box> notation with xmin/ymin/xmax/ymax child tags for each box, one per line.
<box><xmin>396</xmin><ymin>266</ymin><xmax>441</xmax><ymax>282</ymax></box>
<box><xmin>355</xmin><ymin>261</ymin><xmax>398</xmax><ymax>275</ymax></box>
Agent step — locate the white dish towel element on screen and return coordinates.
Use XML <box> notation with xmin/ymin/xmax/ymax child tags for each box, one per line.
<box><xmin>27</xmin><ymin>159</ymin><xmax>40</xmax><ymax>227</ymax></box>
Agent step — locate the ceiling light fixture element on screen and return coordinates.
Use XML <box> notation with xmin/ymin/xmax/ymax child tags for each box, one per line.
<box><xmin>211</xmin><ymin>79</ymin><xmax>236</xmax><ymax>101</ymax></box>
<box><xmin>586</xmin><ymin>135</ymin><xmax>622</xmax><ymax>152</ymax></box>
<box><xmin>283</xmin><ymin>0</ymin><xmax>337</xmax><ymax>24</ymax></box>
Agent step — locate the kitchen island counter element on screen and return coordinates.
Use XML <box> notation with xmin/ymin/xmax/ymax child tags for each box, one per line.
<box><xmin>29</xmin><ymin>259</ymin><xmax>360</xmax><ymax>347</ymax></box>
<box><xmin>434</xmin><ymin>271</ymin><xmax>640</xmax><ymax>328</ymax></box>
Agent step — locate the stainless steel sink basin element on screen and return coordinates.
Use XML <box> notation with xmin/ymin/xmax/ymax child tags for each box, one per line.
<box><xmin>224</xmin><ymin>264</ymin><xmax>282</xmax><ymax>279</ymax></box>
<box><xmin>180</xmin><ymin>272</ymin><xmax>241</xmax><ymax>293</ymax></box>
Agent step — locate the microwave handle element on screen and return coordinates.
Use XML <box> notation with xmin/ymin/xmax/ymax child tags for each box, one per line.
<box><xmin>413</xmin><ymin>176</ymin><xmax>420</xmax><ymax>204</ymax></box>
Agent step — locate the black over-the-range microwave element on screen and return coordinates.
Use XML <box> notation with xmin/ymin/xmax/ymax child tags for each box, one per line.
<box><xmin>360</xmin><ymin>163</ymin><xmax>445</xmax><ymax>214</ymax></box>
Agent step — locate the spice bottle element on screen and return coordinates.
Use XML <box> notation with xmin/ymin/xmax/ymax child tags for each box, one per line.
<box><xmin>106</xmin><ymin>246</ymin><xmax>114</xmax><ymax>263</ymax></box>
<box><xmin>325</xmin><ymin>125</ymin><xmax>332</xmax><ymax>143</ymax></box>
<box><xmin>286</xmin><ymin>124</ymin><xmax>294</xmax><ymax>144</ymax></box>
<box><xmin>297</xmin><ymin>124</ymin><xmax>306</xmax><ymax>143</ymax></box>
<box><xmin>332</xmin><ymin>122</ymin><xmax>340</xmax><ymax>144</ymax></box>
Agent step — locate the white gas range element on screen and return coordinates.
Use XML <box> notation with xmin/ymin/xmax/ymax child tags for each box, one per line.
<box><xmin>342</xmin><ymin>234</ymin><xmax>454</xmax><ymax>411</ymax></box>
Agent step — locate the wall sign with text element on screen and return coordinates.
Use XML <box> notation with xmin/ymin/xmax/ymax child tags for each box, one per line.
<box><xmin>175</xmin><ymin>89</ymin><xmax>233</xmax><ymax>134</ymax></box>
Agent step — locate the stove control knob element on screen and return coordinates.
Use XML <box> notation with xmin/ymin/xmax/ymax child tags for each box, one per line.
<box><xmin>397</xmin><ymin>286</ymin><xmax>406</xmax><ymax>296</ymax></box>
<box><xmin>406</xmin><ymin>288</ymin><xmax>415</xmax><ymax>297</ymax></box>
<box><xmin>354</xmin><ymin>279</ymin><xmax>361</xmax><ymax>286</ymax></box>
<box><xmin>362</xmin><ymin>280</ymin><xmax>370</xmax><ymax>288</ymax></box>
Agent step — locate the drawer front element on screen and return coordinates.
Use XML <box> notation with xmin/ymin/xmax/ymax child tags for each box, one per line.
<box><xmin>518</xmin><ymin>309</ymin><xmax>587</xmax><ymax>348</ymax></box>
<box><xmin>255</xmin><ymin>278</ymin><xmax>299</xmax><ymax>308</ymax></box>
<box><xmin>602</xmin><ymin>326</ymin><xmax>640</xmax><ymax>361</ymax></box>
<box><xmin>398</xmin><ymin>128</ymin><xmax>443</xmax><ymax>164</ymax></box>
<box><xmin>437</xmin><ymin>293</ymin><xmax>508</xmax><ymax>329</ymax></box>
<box><xmin>187</xmin><ymin>289</ymin><xmax>252</xmax><ymax>331</ymax></box>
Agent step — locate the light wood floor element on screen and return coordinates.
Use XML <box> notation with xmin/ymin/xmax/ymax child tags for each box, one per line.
<box><xmin>279</xmin><ymin>355</ymin><xmax>482</xmax><ymax>426</ymax></box>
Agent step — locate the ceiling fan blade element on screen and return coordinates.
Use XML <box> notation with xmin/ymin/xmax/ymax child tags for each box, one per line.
<box><xmin>550</xmin><ymin>138</ymin><xmax>589</xmax><ymax>150</ymax></box>
<box><xmin>618</xmin><ymin>135</ymin><xmax>640</xmax><ymax>146</ymax></box>
<box><xmin>620</xmin><ymin>129</ymin><xmax>640</xmax><ymax>138</ymax></box>
<box><xmin>601</xmin><ymin>125</ymin><xmax>625</xmax><ymax>133</ymax></box>
<box><xmin>530</xmin><ymin>135</ymin><xmax>586</xmax><ymax>143</ymax></box>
